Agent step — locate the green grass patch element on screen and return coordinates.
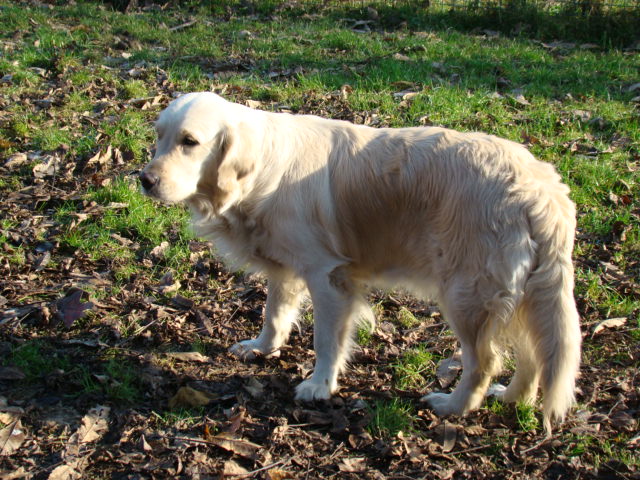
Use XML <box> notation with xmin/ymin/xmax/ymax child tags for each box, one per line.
<box><xmin>5</xmin><ymin>340</ymin><xmax>71</xmax><ymax>381</ymax></box>
<box><xmin>393</xmin><ymin>345</ymin><xmax>435</xmax><ymax>390</ymax></box>
<box><xmin>367</xmin><ymin>398</ymin><xmax>415</xmax><ymax>438</ymax></box>
<box><xmin>77</xmin><ymin>355</ymin><xmax>142</xmax><ymax>404</ymax></box>
<box><xmin>57</xmin><ymin>177</ymin><xmax>191</xmax><ymax>268</ymax></box>
<box><xmin>515</xmin><ymin>402</ymin><xmax>539</xmax><ymax>432</ymax></box>
<box><xmin>152</xmin><ymin>407</ymin><xmax>207</xmax><ymax>428</ymax></box>
<box><xmin>395</xmin><ymin>307</ymin><xmax>420</xmax><ymax>329</ymax></box>
<box><xmin>356</xmin><ymin>326</ymin><xmax>373</xmax><ymax>346</ymax></box>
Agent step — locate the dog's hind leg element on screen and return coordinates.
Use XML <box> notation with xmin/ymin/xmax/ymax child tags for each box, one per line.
<box><xmin>230</xmin><ymin>269</ymin><xmax>305</xmax><ymax>360</ymax></box>
<box><xmin>489</xmin><ymin>324</ymin><xmax>540</xmax><ymax>405</ymax></box>
<box><xmin>423</xmin><ymin>283</ymin><xmax>505</xmax><ymax>416</ymax></box>
<box><xmin>295</xmin><ymin>265</ymin><xmax>359</xmax><ymax>401</ymax></box>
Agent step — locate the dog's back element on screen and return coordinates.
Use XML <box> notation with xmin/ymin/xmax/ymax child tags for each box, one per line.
<box><xmin>325</xmin><ymin>124</ymin><xmax>580</xmax><ymax>432</ymax></box>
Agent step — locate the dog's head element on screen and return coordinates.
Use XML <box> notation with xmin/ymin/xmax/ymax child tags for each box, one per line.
<box><xmin>140</xmin><ymin>92</ymin><xmax>257</xmax><ymax>215</ymax></box>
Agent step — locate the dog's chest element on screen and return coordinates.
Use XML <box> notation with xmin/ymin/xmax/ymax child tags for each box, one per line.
<box><xmin>208</xmin><ymin>209</ymin><xmax>286</xmax><ymax>272</ymax></box>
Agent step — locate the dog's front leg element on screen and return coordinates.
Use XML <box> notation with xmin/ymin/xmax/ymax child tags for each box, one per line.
<box><xmin>295</xmin><ymin>267</ymin><xmax>356</xmax><ymax>401</ymax></box>
<box><xmin>230</xmin><ymin>270</ymin><xmax>305</xmax><ymax>360</ymax></box>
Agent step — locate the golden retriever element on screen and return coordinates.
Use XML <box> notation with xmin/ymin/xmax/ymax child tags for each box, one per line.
<box><xmin>140</xmin><ymin>92</ymin><xmax>581</xmax><ymax>433</ymax></box>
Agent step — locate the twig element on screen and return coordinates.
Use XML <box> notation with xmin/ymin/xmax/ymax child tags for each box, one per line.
<box><xmin>449</xmin><ymin>444</ymin><xmax>490</xmax><ymax>455</ymax></box>
<box><xmin>520</xmin><ymin>435</ymin><xmax>557</xmax><ymax>455</ymax></box>
<box><xmin>169</xmin><ymin>19</ymin><xmax>197</xmax><ymax>31</ymax></box>
<box><xmin>117</xmin><ymin>319</ymin><xmax>158</xmax><ymax>347</ymax></box>
<box><xmin>602</xmin><ymin>461</ymin><xmax>632</xmax><ymax>480</ymax></box>
<box><xmin>172</xmin><ymin>435</ymin><xmax>258</xmax><ymax>446</ymax></box>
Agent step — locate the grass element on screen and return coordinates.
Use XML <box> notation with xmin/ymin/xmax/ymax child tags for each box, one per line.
<box><xmin>367</xmin><ymin>398</ymin><xmax>415</xmax><ymax>437</ymax></box>
<box><xmin>515</xmin><ymin>402</ymin><xmax>539</xmax><ymax>432</ymax></box>
<box><xmin>395</xmin><ymin>307</ymin><xmax>420</xmax><ymax>329</ymax></box>
<box><xmin>393</xmin><ymin>346</ymin><xmax>435</xmax><ymax>390</ymax></box>
<box><xmin>56</xmin><ymin>177</ymin><xmax>192</xmax><ymax>278</ymax></box>
<box><xmin>152</xmin><ymin>407</ymin><xmax>207</xmax><ymax>428</ymax></box>
<box><xmin>77</xmin><ymin>354</ymin><xmax>142</xmax><ymax>404</ymax></box>
<box><xmin>5</xmin><ymin>340</ymin><xmax>71</xmax><ymax>381</ymax></box>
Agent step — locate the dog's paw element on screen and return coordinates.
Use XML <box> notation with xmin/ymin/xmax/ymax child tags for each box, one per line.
<box><xmin>421</xmin><ymin>392</ymin><xmax>458</xmax><ymax>416</ymax></box>
<box><xmin>487</xmin><ymin>383</ymin><xmax>507</xmax><ymax>398</ymax></box>
<box><xmin>229</xmin><ymin>339</ymin><xmax>278</xmax><ymax>361</ymax></box>
<box><xmin>294</xmin><ymin>378</ymin><xmax>334</xmax><ymax>402</ymax></box>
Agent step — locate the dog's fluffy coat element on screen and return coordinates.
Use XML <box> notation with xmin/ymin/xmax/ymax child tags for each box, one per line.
<box><xmin>141</xmin><ymin>92</ymin><xmax>581</xmax><ymax>432</ymax></box>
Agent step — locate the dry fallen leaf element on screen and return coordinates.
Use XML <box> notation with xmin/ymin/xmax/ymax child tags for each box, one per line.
<box><xmin>210</xmin><ymin>432</ymin><xmax>262</xmax><ymax>459</ymax></box>
<box><xmin>392</xmin><ymin>53</ymin><xmax>411</xmax><ymax>61</ymax></box>
<box><xmin>436</xmin><ymin>349</ymin><xmax>462</xmax><ymax>388</ymax></box>
<box><xmin>266</xmin><ymin>468</ymin><xmax>295</xmax><ymax>480</ymax></box>
<box><xmin>243</xmin><ymin>377</ymin><xmax>265</xmax><ymax>399</ymax></box>
<box><xmin>0</xmin><ymin>466</ymin><xmax>28</xmax><ymax>480</ymax></box>
<box><xmin>0</xmin><ymin>366</ymin><xmax>25</xmax><ymax>381</ymax></box>
<box><xmin>438</xmin><ymin>421</ymin><xmax>457</xmax><ymax>453</ymax></box>
<box><xmin>48</xmin><ymin>460</ymin><xmax>82</xmax><ymax>480</ymax></box>
<box><xmin>32</xmin><ymin>154</ymin><xmax>61</xmax><ymax>178</ymax></box>
<box><xmin>153</xmin><ymin>270</ymin><xmax>181</xmax><ymax>294</ymax></box>
<box><xmin>67</xmin><ymin>405</ymin><xmax>110</xmax><ymax>452</ymax></box>
<box><xmin>168</xmin><ymin>386</ymin><xmax>218</xmax><ymax>409</ymax></box>
<box><xmin>150</xmin><ymin>241</ymin><xmax>170</xmax><ymax>260</ymax></box>
<box><xmin>0</xmin><ymin>419</ymin><xmax>25</xmax><ymax>456</ymax></box>
<box><xmin>56</xmin><ymin>290</ymin><xmax>94</xmax><ymax>329</ymax></box>
<box><xmin>338</xmin><ymin>457</ymin><xmax>368</xmax><ymax>473</ymax></box>
<box><xmin>592</xmin><ymin>317</ymin><xmax>627</xmax><ymax>336</ymax></box>
<box><xmin>164</xmin><ymin>351</ymin><xmax>212</xmax><ymax>363</ymax></box>
<box><xmin>222</xmin><ymin>459</ymin><xmax>249</xmax><ymax>476</ymax></box>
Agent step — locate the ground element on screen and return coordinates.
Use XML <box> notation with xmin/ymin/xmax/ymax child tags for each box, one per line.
<box><xmin>0</xmin><ymin>1</ymin><xmax>639</xmax><ymax>479</ymax></box>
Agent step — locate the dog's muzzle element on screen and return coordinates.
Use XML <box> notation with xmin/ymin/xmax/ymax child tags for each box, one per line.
<box><xmin>139</xmin><ymin>171</ymin><xmax>159</xmax><ymax>194</ymax></box>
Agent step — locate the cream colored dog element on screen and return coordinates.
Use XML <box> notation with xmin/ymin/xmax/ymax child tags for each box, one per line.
<box><xmin>140</xmin><ymin>92</ymin><xmax>581</xmax><ymax>432</ymax></box>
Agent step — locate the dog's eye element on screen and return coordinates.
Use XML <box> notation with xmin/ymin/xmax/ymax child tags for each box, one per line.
<box><xmin>181</xmin><ymin>136</ymin><xmax>199</xmax><ymax>147</ymax></box>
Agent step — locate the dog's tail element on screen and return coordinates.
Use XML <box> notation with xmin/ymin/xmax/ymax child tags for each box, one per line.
<box><xmin>522</xmin><ymin>174</ymin><xmax>581</xmax><ymax>434</ymax></box>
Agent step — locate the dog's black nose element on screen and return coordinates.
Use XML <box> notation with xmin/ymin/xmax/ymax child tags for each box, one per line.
<box><xmin>139</xmin><ymin>171</ymin><xmax>159</xmax><ymax>191</ymax></box>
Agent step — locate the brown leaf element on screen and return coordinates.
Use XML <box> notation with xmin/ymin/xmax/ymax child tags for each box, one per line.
<box><xmin>56</xmin><ymin>290</ymin><xmax>94</xmax><ymax>328</ymax></box>
<box><xmin>139</xmin><ymin>434</ymin><xmax>153</xmax><ymax>452</ymax></box>
<box><xmin>153</xmin><ymin>270</ymin><xmax>181</xmax><ymax>294</ymax></box>
<box><xmin>210</xmin><ymin>432</ymin><xmax>262</xmax><ymax>459</ymax></box>
<box><xmin>609</xmin><ymin>411</ymin><xmax>637</xmax><ymax>432</ymax></box>
<box><xmin>150</xmin><ymin>241</ymin><xmax>170</xmax><ymax>260</ymax></box>
<box><xmin>32</xmin><ymin>154</ymin><xmax>62</xmax><ymax>178</ymax></box>
<box><xmin>437</xmin><ymin>421</ymin><xmax>457</xmax><ymax>453</ymax></box>
<box><xmin>464</xmin><ymin>425</ymin><xmax>487</xmax><ymax>436</ymax></box>
<box><xmin>392</xmin><ymin>53</ymin><xmax>411</xmax><ymax>61</ymax></box>
<box><xmin>67</xmin><ymin>405</ymin><xmax>110</xmax><ymax>449</ymax></box>
<box><xmin>168</xmin><ymin>386</ymin><xmax>217</xmax><ymax>409</ymax></box>
<box><xmin>0</xmin><ymin>419</ymin><xmax>25</xmax><ymax>456</ymax></box>
<box><xmin>0</xmin><ymin>466</ymin><xmax>28</xmax><ymax>480</ymax></box>
<box><xmin>338</xmin><ymin>457</ymin><xmax>368</xmax><ymax>473</ymax></box>
<box><xmin>86</xmin><ymin>145</ymin><xmax>112</xmax><ymax>169</ymax></box>
<box><xmin>266</xmin><ymin>469</ymin><xmax>295</xmax><ymax>480</ymax></box>
<box><xmin>436</xmin><ymin>349</ymin><xmax>462</xmax><ymax>388</ymax></box>
<box><xmin>510</xmin><ymin>93</ymin><xmax>530</xmax><ymax>106</ymax></box>
<box><xmin>165</xmin><ymin>351</ymin><xmax>211</xmax><ymax>363</ymax></box>
<box><xmin>243</xmin><ymin>377</ymin><xmax>265</xmax><ymax>399</ymax></box>
<box><xmin>222</xmin><ymin>459</ymin><xmax>249</xmax><ymax>476</ymax></box>
<box><xmin>0</xmin><ymin>366</ymin><xmax>25</xmax><ymax>381</ymax></box>
<box><xmin>48</xmin><ymin>461</ymin><xmax>82</xmax><ymax>480</ymax></box>
<box><xmin>245</xmin><ymin>99</ymin><xmax>262</xmax><ymax>109</ymax></box>
<box><xmin>4</xmin><ymin>152</ymin><xmax>28</xmax><ymax>169</ymax></box>
<box><xmin>592</xmin><ymin>317</ymin><xmax>627</xmax><ymax>336</ymax></box>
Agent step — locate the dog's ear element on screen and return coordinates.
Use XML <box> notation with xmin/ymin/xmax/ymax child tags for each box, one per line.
<box><xmin>198</xmin><ymin>122</ymin><xmax>256</xmax><ymax>212</ymax></box>
<box><xmin>217</xmin><ymin>124</ymin><xmax>254</xmax><ymax>192</ymax></box>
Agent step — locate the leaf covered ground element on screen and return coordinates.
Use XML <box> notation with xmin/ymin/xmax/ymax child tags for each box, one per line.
<box><xmin>0</xmin><ymin>1</ymin><xmax>639</xmax><ymax>479</ymax></box>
